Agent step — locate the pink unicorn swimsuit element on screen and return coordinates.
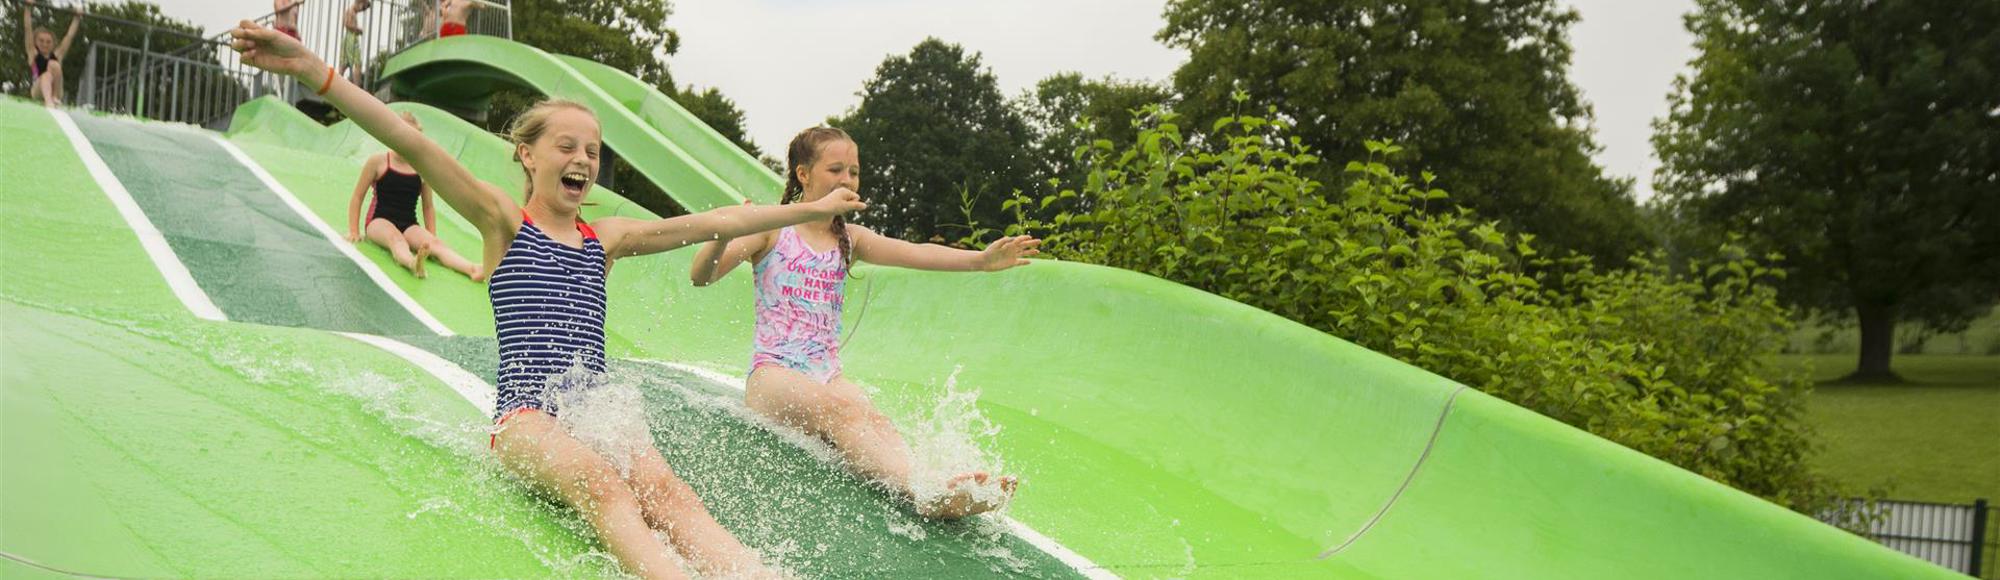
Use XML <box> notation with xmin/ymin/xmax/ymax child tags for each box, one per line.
<box><xmin>751</xmin><ymin>226</ymin><xmax>847</xmax><ymax>383</ymax></box>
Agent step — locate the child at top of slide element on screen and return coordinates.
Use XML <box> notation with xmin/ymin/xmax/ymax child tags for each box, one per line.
<box><xmin>439</xmin><ymin>0</ymin><xmax>480</xmax><ymax>37</ymax></box>
<box><xmin>271</xmin><ymin>0</ymin><xmax>304</xmax><ymax>40</ymax></box>
<box><xmin>231</xmin><ymin>20</ymin><xmax>864</xmax><ymax>579</ymax></box>
<box><xmin>337</xmin><ymin>0</ymin><xmax>371</xmax><ymax>84</ymax></box>
<box><xmin>345</xmin><ymin>111</ymin><xmax>482</xmax><ymax>281</ymax></box>
<box><xmin>689</xmin><ymin>126</ymin><xmax>1042</xmax><ymax>520</ymax></box>
<box><xmin>22</xmin><ymin>0</ymin><xmax>82</xmax><ymax>108</ymax></box>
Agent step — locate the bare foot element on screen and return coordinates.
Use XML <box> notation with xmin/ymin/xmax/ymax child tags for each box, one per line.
<box><xmin>466</xmin><ymin>265</ymin><xmax>486</xmax><ymax>283</ymax></box>
<box><xmin>411</xmin><ymin>244</ymin><xmax>431</xmax><ymax>279</ymax></box>
<box><xmin>916</xmin><ymin>472</ymin><xmax>1018</xmax><ymax>520</ymax></box>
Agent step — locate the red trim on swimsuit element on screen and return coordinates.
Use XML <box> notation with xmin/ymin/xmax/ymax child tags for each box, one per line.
<box><xmin>489</xmin><ymin>406</ymin><xmax>541</xmax><ymax>449</ymax></box>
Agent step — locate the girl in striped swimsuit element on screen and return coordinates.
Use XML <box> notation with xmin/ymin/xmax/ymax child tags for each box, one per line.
<box><xmin>231</xmin><ymin>22</ymin><xmax>862</xmax><ymax>580</ymax></box>
<box><xmin>689</xmin><ymin>127</ymin><xmax>1042</xmax><ymax>520</ymax></box>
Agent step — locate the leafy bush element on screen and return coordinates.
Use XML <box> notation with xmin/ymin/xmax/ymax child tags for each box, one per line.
<box><xmin>988</xmin><ymin>101</ymin><xmax>1842</xmax><ymax>514</ymax></box>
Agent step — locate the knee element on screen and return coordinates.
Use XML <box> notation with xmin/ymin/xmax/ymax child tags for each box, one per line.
<box><xmin>634</xmin><ymin>469</ymin><xmax>700</xmax><ymax>511</ymax></box>
<box><xmin>45</xmin><ymin>61</ymin><xmax>62</xmax><ymax>77</ymax></box>
<box><xmin>824</xmin><ymin>394</ymin><xmax>885</xmax><ymax>430</ymax></box>
<box><xmin>563</xmin><ymin>459</ymin><xmax>638</xmax><ymax>512</ymax></box>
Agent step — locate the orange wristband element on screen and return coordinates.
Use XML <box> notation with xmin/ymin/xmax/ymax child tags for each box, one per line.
<box><xmin>316</xmin><ymin>66</ymin><xmax>336</xmax><ymax>96</ymax></box>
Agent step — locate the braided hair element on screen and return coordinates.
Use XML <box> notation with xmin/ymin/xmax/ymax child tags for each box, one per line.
<box><xmin>782</xmin><ymin>126</ymin><xmax>857</xmax><ymax>271</ymax></box>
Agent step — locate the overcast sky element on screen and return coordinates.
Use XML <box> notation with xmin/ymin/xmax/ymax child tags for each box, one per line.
<box><xmin>140</xmin><ymin>0</ymin><xmax>1696</xmax><ymax>200</ymax></box>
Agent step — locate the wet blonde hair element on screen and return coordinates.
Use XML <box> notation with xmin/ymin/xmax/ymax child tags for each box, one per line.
<box><xmin>506</xmin><ymin>98</ymin><xmax>596</xmax><ymax>200</ymax></box>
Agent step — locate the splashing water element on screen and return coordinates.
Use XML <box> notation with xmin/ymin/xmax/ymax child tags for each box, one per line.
<box><xmin>902</xmin><ymin>366</ymin><xmax>1011</xmax><ymax>513</ymax></box>
<box><xmin>547</xmin><ymin>365</ymin><xmax>657</xmax><ymax>477</ymax></box>
<box><xmin>6</xmin><ymin>292</ymin><xmax>1051</xmax><ymax>578</ymax></box>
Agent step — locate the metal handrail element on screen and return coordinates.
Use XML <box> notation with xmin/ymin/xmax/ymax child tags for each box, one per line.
<box><xmin>60</xmin><ymin>0</ymin><xmax>511</xmax><ymax>129</ymax></box>
<box><xmin>79</xmin><ymin>40</ymin><xmax>272</xmax><ymax>128</ymax></box>
<box><xmin>4</xmin><ymin>0</ymin><xmax>214</xmax><ymax>42</ymax></box>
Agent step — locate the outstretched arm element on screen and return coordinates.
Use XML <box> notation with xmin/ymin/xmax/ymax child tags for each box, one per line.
<box><xmin>596</xmin><ymin>191</ymin><xmax>866</xmax><ymax>260</ymax></box>
<box><xmin>230</xmin><ymin>20</ymin><xmax>518</xmax><ymax>240</ymax></box>
<box><xmin>54</xmin><ymin>4</ymin><xmax>80</xmax><ymax>59</ymax></box>
<box><xmin>851</xmin><ymin>226</ymin><xmax>1040</xmax><ymax>272</ymax></box>
<box><xmin>21</xmin><ymin>3</ymin><xmax>32</xmax><ymax>62</ymax></box>
<box><xmin>347</xmin><ymin>154</ymin><xmax>382</xmax><ymax>242</ymax></box>
<box><xmin>689</xmin><ymin>233</ymin><xmax>769</xmax><ymax>286</ymax></box>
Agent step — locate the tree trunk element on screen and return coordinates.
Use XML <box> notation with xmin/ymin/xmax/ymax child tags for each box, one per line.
<box><xmin>1851</xmin><ymin>303</ymin><xmax>1901</xmax><ymax>382</ymax></box>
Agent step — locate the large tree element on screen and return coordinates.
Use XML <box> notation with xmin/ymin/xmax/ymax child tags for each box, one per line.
<box><xmin>1653</xmin><ymin>0</ymin><xmax>2000</xmax><ymax>380</ymax></box>
<box><xmin>1020</xmin><ymin>72</ymin><xmax>1172</xmax><ymax>195</ymax></box>
<box><xmin>1158</xmin><ymin>0</ymin><xmax>1650</xmax><ymax>263</ymax></box>
<box><xmin>831</xmin><ymin>38</ymin><xmax>1039</xmax><ymax>242</ymax></box>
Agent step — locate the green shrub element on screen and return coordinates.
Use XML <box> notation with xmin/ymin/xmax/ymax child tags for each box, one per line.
<box><xmin>989</xmin><ymin>101</ymin><xmax>1841</xmax><ymax>514</ymax></box>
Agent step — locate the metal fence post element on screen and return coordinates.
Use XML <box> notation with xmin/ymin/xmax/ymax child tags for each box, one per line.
<box><xmin>1974</xmin><ymin>498</ymin><xmax>1989</xmax><ymax>578</ymax></box>
<box><xmin>136</xmin><ymin>28</ymin><xmax>151</xmax><ymax>119</ymax></box>
<box><xmin>81</xmin><ymin>44</ymin><xmax>97</xmax><ymax>108</ymax></box>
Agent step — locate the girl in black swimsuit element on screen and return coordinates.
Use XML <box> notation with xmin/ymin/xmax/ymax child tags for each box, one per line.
<box><xmin>22</xmin><ymin>1</ymin><xmax>82</xmax><ymax>108</ymax></box>
<box><xmin>345</xmin><ymin>112</ymin><xmax>484</xmax><ymax>280</ymax></box>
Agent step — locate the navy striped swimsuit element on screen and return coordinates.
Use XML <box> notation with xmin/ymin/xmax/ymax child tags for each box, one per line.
<box><xmin>490</xmin><ymin>215</ymin><xmax>609</xmax><ymax>420</ymax></box>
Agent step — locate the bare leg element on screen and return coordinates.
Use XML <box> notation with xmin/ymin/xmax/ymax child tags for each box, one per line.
<box><xmin>402</xmin><ymin>226</ymin><xmax>483</xmax><ymax>281</ymax></box>
<box><xmin>364</xmin><ymin>218</ymin><xmax>425</xmax><ymax>277</ymax></box>
<box><xmin>494</xmin><ymin>411</ymin><xmax>690</xmax><ymax>580</ymax></box>
<box><xmin>35</xmin><ymin>69</ymin><xmax>58</xmax><ymax>107</ymax></box>
<box><xmin>745</xmin><ymin>367</ymin><xmax>1016</xmax><ymax>519</ymax></box>
<box><xmin>46</xmin><ymin>61</ymin><xmax>63</xmax><ymax>105</ymax></box>
<box><xmin>621</xmin><ymin>446</ymin><xmax>777</xmax><ymax>578</ymax></box>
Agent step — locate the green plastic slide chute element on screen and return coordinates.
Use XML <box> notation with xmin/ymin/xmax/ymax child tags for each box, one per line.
<box><xmin>0</xmin><ymin>35</ymin><xmax>1957</xmax><ymax>580</ymax></box>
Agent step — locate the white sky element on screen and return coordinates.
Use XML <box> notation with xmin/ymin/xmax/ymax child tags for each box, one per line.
<box><xmin>142</xmin><ymin>0</ymin><xmax>1696</xmax><ymax>200</ymax></box>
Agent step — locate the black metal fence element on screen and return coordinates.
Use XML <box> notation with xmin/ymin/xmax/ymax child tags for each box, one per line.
<box><xmin>31</xmin><ymin>0</ymin><xmax>512</xmax><ymax>128</ymax></box>
<box><xmin>78</xmin><ymin>41</ymin><xmax>271</xmax><ymax>128</ymax></box>
<box><xmin>1834</xmin><ymin>498</ymin><xmax>1995</xmax><ymax>577</ymax></box>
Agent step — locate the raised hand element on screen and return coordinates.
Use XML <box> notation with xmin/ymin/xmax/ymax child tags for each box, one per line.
<box><xmin>977</xmin><ymin>235</ymin><xmax>1041</xmax><ymax>271</ymax></box>
<box><xmin>229</xmin><ymin>20</ymin><xmax>323</xmax><ymax>79</ymax></box>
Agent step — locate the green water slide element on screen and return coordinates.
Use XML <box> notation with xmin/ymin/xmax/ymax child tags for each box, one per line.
<box><xmin>0</xmin><ymin>34</ymin><xmax>1960</xmax><ymax>580</ymax></box>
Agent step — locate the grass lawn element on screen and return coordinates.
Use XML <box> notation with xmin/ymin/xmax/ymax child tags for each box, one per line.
<box><xmin>1777</xmin><ymin>354</ymin><xmax>2000</xmax><ymax>504</ymax></box>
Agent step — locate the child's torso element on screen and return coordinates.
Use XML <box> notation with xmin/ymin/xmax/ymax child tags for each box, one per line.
<box><xmin>752</xmin><ymin>227</ymin><xmax>848</xmax><ymax>359</ymax></box>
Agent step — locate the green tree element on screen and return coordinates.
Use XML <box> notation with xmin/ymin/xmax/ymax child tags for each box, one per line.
<box><xmin>670</xmin><ymin>84</ymin><xmax>760</xmax><ymax>159</ymax></box>
<box><xmin>831</xmin><ymin>38</ymin><xmax>1038</xmax><ymax>242</ymax></box>
<box><xmin>511</xmin><ymin>0</ymin><xmax>677</xmax><ymax>87</ymax></box>
<box><xmin>1652</xmin><ymin>0</ymin><xmax>2000</xmax><ymax>381</ymax></box>
<box><xmin>1020</xmin><ymin>72</ymin><xmax>1171</xmax><ymax>195</ymax></box>
<box><xmin>1157</xmin><ymin>0</ymin><xmax>1650</xmax><ymax>263</ymax></box>
<box><xmin>994</xmin><ymin>104</ymin><xmax>1841</xmax><ymax>514</ymax></box>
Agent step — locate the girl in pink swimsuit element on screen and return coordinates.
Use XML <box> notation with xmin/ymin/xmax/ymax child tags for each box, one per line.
<box><xmin>690</xmin><ymin>126</ymin><xmax>1042</xmax><ymax>520</ymax></box>
<box><xmin>748</xmin><ymin>223</ymin><xmax>848</xmax><ymax>383</ymax></box>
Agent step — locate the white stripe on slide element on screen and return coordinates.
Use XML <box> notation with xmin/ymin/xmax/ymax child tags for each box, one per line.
<box><xmin>633</xmin><ymin>359</ymin><xmax>1120</xmax><ymax>579</ymax></box>
<box><xmin>209</xmin><ymin>135</ymin><xmax>455</xmax><ymax>337</ymax></box>
<box><xmin>52</xmin><ymin>110</ymin><xmax>227</xmax><ymax>322</ymax></box>
<box><xmin>335</xmin><ymin>332</ymin><xmax>496</xmax><ymax>416</ymax></box>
